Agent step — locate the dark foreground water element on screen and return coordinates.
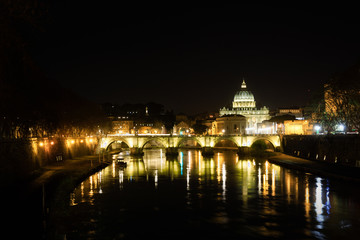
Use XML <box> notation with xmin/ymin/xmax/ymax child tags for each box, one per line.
<box><xmin>49</xmin><ymin>149</ymin><xmax>360</xmax><ymax>239</ymax></box>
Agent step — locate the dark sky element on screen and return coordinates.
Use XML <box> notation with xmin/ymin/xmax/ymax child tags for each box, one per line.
<box><xmin>31</xmin><ymin>2</ymin><xmax>360</xmax><ymax>114</ymax></box>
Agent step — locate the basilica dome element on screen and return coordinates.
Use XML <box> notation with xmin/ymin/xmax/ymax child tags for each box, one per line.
<box><xmin>233</xmin><ymin>90</ymin><xmax>255</xmax><ymax>102</ymax></box>
<box><xmin>233</xmin><ymin>79</ymin><xmax>255</xmax><ymax>102</ymax></box>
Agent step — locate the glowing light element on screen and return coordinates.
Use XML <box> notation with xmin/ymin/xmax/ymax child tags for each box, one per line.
<box><xmin>71</xmin><ymin>140</ymin><xmax>75</xmax><ymax>144</ymax></box>
<box><xmin>39</xmin><ymin>142</ymin><xmax>44</xmax><ymax>147</ymax></box>
<box><xmin>222</xmin><ymin>163</ymin><xmax>226</xmax><ymax>201</ymax></box>
<box><xmin>50</xmin><ymin>141</ymin><xmax>54</xmax><ymax>145</ymax></box>
<box><xmin>271</xmin><ymin>169</ymin><xmax>275</xmax><ymax>196</ymax></box>
<box><xmin>314</xmin><ymin>125</ymin><xmax>321</xmax><ymax>131</ymax></box>
<box><xmin>305</xmin><ymin>179</ymin><xmax>310</xmax><ymax>218</ymax></box>
<box><xmin>336</xmin><ymin>124</ymin><xmax>345</xmax><ymax>132</ymax></box>
<box><xmin>154</xmin><ymin>170</ymin><xmax>158</xmax><ymax>188</ymax></box>
<box><xmin>315</xmin><ymin>177</ymin><xmax>325</xmax><ymax>226</ymax></box>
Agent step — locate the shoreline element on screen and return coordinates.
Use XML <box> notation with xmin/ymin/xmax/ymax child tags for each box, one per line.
<box><xmin>268</xmin><ymin>153</ymin><xmax>360</xmax><ymax>183</ymax></box>
<box><xmin>2</xmin><ymin>154</ymin><xmax>111</xmax><ymax>239</ymax></box>
<box><xmin>29</xmin><ymin>154</ymin><xmax>111</xmax><ymax>193</ymax></box>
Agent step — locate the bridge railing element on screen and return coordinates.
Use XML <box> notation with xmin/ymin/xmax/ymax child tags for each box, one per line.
<box><xmin>105</xmin><ymin>133</ymin><xmax>279</xmax><ymax>137</ymax></box>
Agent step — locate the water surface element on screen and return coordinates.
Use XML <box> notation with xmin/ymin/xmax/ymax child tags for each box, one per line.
<box><xmin>53</xmin><ymin>149</ymin><xmax>360</xmax><ymax>239</ymax></box>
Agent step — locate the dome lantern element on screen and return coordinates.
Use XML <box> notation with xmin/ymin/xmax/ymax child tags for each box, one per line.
<box><xmin>241</xmin><ymin>78</ymin><xmax>247</xmax><ymax>89</ymax></box>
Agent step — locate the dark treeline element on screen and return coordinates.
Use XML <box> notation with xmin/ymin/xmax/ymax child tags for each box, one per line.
<box><xmin>0</xmin><ymin>0</ymin><xmax>109</xmax><ymax>139</ymax></box>
<box><xmin>320</xmin><ymin>61</ymin><xmax>360</xmax><ymax>133</ymax></box>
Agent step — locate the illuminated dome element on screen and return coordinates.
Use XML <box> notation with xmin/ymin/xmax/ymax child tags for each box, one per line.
<box><xmin>233</xmin><ymin>79</ymin><xmax>254</xmax><ymax>102</ymax></box>
<box><xmin>233</xmin><ymin>90</ymin><xmax>255</xmax><ymax>102</ymax></box>
<box><xmin>232</xmin><ymin>79</ymin><xmax>256</xmax><ymax>108</ymax></box>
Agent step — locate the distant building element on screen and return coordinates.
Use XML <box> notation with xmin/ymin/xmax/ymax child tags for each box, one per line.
<box><xmin>173</xmin><ymin>121</ymin><xmax>192</xmax><ymax>135</ymax></box>
<box><xmin>219</xmin><ymin>79</ymin><xmax>270</xmax><ymax>134</ymax></box>
<box><xmin>211</xmin><ymin>115</ymin><xmax>246</xmax><ymax>135</ymax></box>
<box><xmin>277</xmin><ymin>107</ymin><xmax>304</xmax><ymax>120</ymax></box>
<box><xmin>112</xmin><ymin>120</ymin><xmax>133</xmax><ymax>134</ymax></box>
<box><xmin>284</xmin><ymin>120</ymin><xmax>313</xmax><ymax>135</ymax></box>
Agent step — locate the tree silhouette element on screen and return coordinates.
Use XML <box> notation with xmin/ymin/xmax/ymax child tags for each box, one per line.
<box><xmin>0</xmin><ymin>1</ymin><xmax>110</xmax><ymax>139</ymax></box>
<box><xmin>322</xmin><ymin>62</ymin><xmax>360</xmax><ymax>133</ymax></box>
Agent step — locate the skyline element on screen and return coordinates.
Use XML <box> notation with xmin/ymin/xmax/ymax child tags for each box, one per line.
<box><xmin>29</xmin><ymin>3</ymin><xmax>360</xmax><ymax>114</ymax></box>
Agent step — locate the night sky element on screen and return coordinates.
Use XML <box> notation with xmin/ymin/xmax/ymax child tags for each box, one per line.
<box><xmin>31</xmin><ymin>3</ymin><xmax>360</xmax><ymax>114</ymax></box>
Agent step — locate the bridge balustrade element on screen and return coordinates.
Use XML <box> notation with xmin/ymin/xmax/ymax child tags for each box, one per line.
<box><xmin>99</xmin><ymin>134</ymin><xmax>281</xmax><ymax>157</ymax></box>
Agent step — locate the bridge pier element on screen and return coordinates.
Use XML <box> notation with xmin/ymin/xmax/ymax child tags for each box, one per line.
<box><xmin>202</xmin><ymin>147</ymin><xmax>214</xmax><ymax>157</ymax></box>
<box><xmin>237</xmin><ymin>146</ymin><xmax>250</xmax><ymax>156</ymax></box>
<box><xmin>130</xmin><ymin>147</ymin><xmax>144</xmax><ymax>156</ymax></box>
<box><xmin>165</xmin><ymin>147</ymin><xmax>179</xmax><ymax>157</ymax></box>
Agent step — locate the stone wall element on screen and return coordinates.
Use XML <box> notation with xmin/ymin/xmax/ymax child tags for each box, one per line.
<box><xmin>282</xmin><ymin>135</ymin><xmax>360</xmax><ymax>167</ymax></box>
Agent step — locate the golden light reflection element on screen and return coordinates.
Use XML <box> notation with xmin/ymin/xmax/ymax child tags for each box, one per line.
<box><xmin>271</xmin><ymin>169</ymin><xmax>275</xmax><ymax>197</ymax></box>
<box><xmin>305</xmin><ymin>176</ymin><xmax>310</xmax><ymax>219</ymax></box>
<box><xmin>217</xmin><ymin>155</ymin><xmax>221</xmax><ymax>183</ymax></box>
<box><xmin>263</xmin><ymin>161</ymin><xmax>269</xmax><ymax>196</ymax></box>
<box><xmin>89</xmin><ymin>175</ymin><xmax>94</xmax><ymax>200</ymax></box>
<box><xmin>286</xmin><ymin>171</ymin><xmax>291</xmax><ymax>204</ymax></box>
<box><xmin>295</xmin><ymin>176</ymin><xmax>299</xmax><ymax>204</ymax></box>
<box><xmin>154</xmin><ymin>169</ymin><xmax>158</xmax><ymax>188</ymax></box>
<box><xmin>119</xmin><ymin>169</ymin><xmax>124</xmax><ymax>189</ymax></box>
<box><xmin>81</xmin><ymin>182</ymin><xmax>84</xmax><ymax>199</ymax></box>
<box><xmin>258</xmin><ymin>167</ymin><xmax>262</xmax><ymax>195</ymax></box>
<box><xmin>68</xmin><ymin>148</ymin><xmax>339</xmax><ymax>237</ymax></box>
<box><xmin>186</xmin><ymin>151</ymin><xmax>192</xmax><ymax>191</ymax></box>
<box><xmin>198</xmin><ymin>153</ymin><xmax>202</xmax><ymax>178</ymax></box>
<box><xmin>125</xmin><ymin>160</ymin><xmax>146</xmax><ymax>180</ymax></box>
<box><xmin>263</xmin><ymin>172</ymin><xmax>268</xmax><ymax>196</ymax></box>
<box><xmin>69</xmin><ymin>192</ymin><xmax>76</xmax><ymax>206</ymax></box>
<box><xmin>222</xmin><ymin>163</ymin><xmax>226</xmax><ymax>201</ymax></box>
<box><xmin>112</xmin><ymin>161</ymin><xmax>116</xmax><ymax>178</ymax></box>
<box><xmin>162</xmin><ymin>160</ymin><xmax>180</xmax><ymax>181</ymax></box>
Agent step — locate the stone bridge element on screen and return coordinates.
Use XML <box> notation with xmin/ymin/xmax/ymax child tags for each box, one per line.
<box><xmin>99</xmin><ymin>134</ymin><xmax>281</xmax><ymax>156</ymax></box>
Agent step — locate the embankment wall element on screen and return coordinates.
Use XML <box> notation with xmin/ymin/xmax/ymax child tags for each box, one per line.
<box><xmin>282</xmin><ymin>135</ymin><xmax>360</xmax><ymax>167</ymax></box>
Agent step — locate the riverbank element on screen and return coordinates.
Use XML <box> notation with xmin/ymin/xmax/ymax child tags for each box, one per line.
<box><xmin>268</xmin><ymin>153</ymin><xmax>360</xmax><ymax>182</ymax></box>
<box><xmin>1</xmin><ymin>154</ymin><xmax>111</xmax><ymax>239</ymax></box>
<box><xmin>28</xmin><ymin>154</ymin><xmax>110</xmax><ymax>192</ymax></box>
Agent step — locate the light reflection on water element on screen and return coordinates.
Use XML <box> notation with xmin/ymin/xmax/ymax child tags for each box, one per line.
<box><xmin>63</xmin><ymin>149</ymin><xmax>360</xmax><ymax>239</ymax></box>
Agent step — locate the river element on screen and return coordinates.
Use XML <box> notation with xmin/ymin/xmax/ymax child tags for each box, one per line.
<box><xmin>48</xmin><ymin>149</ymin><xmax>360</xmax><ymax>239</ymax></box>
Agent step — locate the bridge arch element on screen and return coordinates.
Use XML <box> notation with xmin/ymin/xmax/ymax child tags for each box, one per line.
<box><xmin>177</xmin><ymin>137</ymin><xmax>203</xmax><ymax>148</ymax></box>
<box><xmin>250</xmin><ymin>137</ymin><xmax>276</xmax><ymax>150</ymax></box>
<box><xmin>141</xmin><ymin>137</ymin><xmax>167</xmax><ymax>149</ymax></box>
<box><xmin>104</xmin><ymin>138</ymin><xmax>131</xmax><ymax>151</ymax></box>
<box><xmin>214</xmin><ymin>136</ymin><xmax>240</xmax><ymax>148</ymax></box>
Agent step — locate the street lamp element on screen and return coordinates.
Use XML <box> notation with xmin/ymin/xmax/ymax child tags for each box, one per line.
<box><xmin>336</xmin><ymin>124</ymin><xmax>345</xmax><ymax>132</ymax></box>
<box><xmin>314</xmin><ymin>125</ymin><xmax>321</xmax><ymax>134</ymax></box>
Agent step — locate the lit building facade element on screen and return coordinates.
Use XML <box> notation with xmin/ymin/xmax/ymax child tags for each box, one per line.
<box><xmin>219</xmin><ymin>79</ymin><xmax>270</xmax><ymax>134</ymax></box>
<box><xmin>211</xmin><ymin>115</ymin><xmax>246</xmax><ymax>135</ymax></box>
<box><xmin>112</xmin><ymin>120</ymin><xmax>134</xmax><ymax>134</ymax></box>
<box><xmin>284</xmin><ymin>120</ymin><xmax>314</xmax><ymax>135</ymax></box>
<box><xmin>277</xmin><ymin>107</ymin><xmax>304</xmax><ymax>120</ymax></box>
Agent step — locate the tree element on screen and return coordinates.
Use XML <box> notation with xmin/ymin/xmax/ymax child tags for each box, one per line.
<box><xmin>192</xmin><ymin>123</ymin><xmax>208</xmax><ymax>135</ymax></box>
<box><xmin>322</xmin><ymin>62</ymin><xmax>360</xmax><ymax>133</ymax></box>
